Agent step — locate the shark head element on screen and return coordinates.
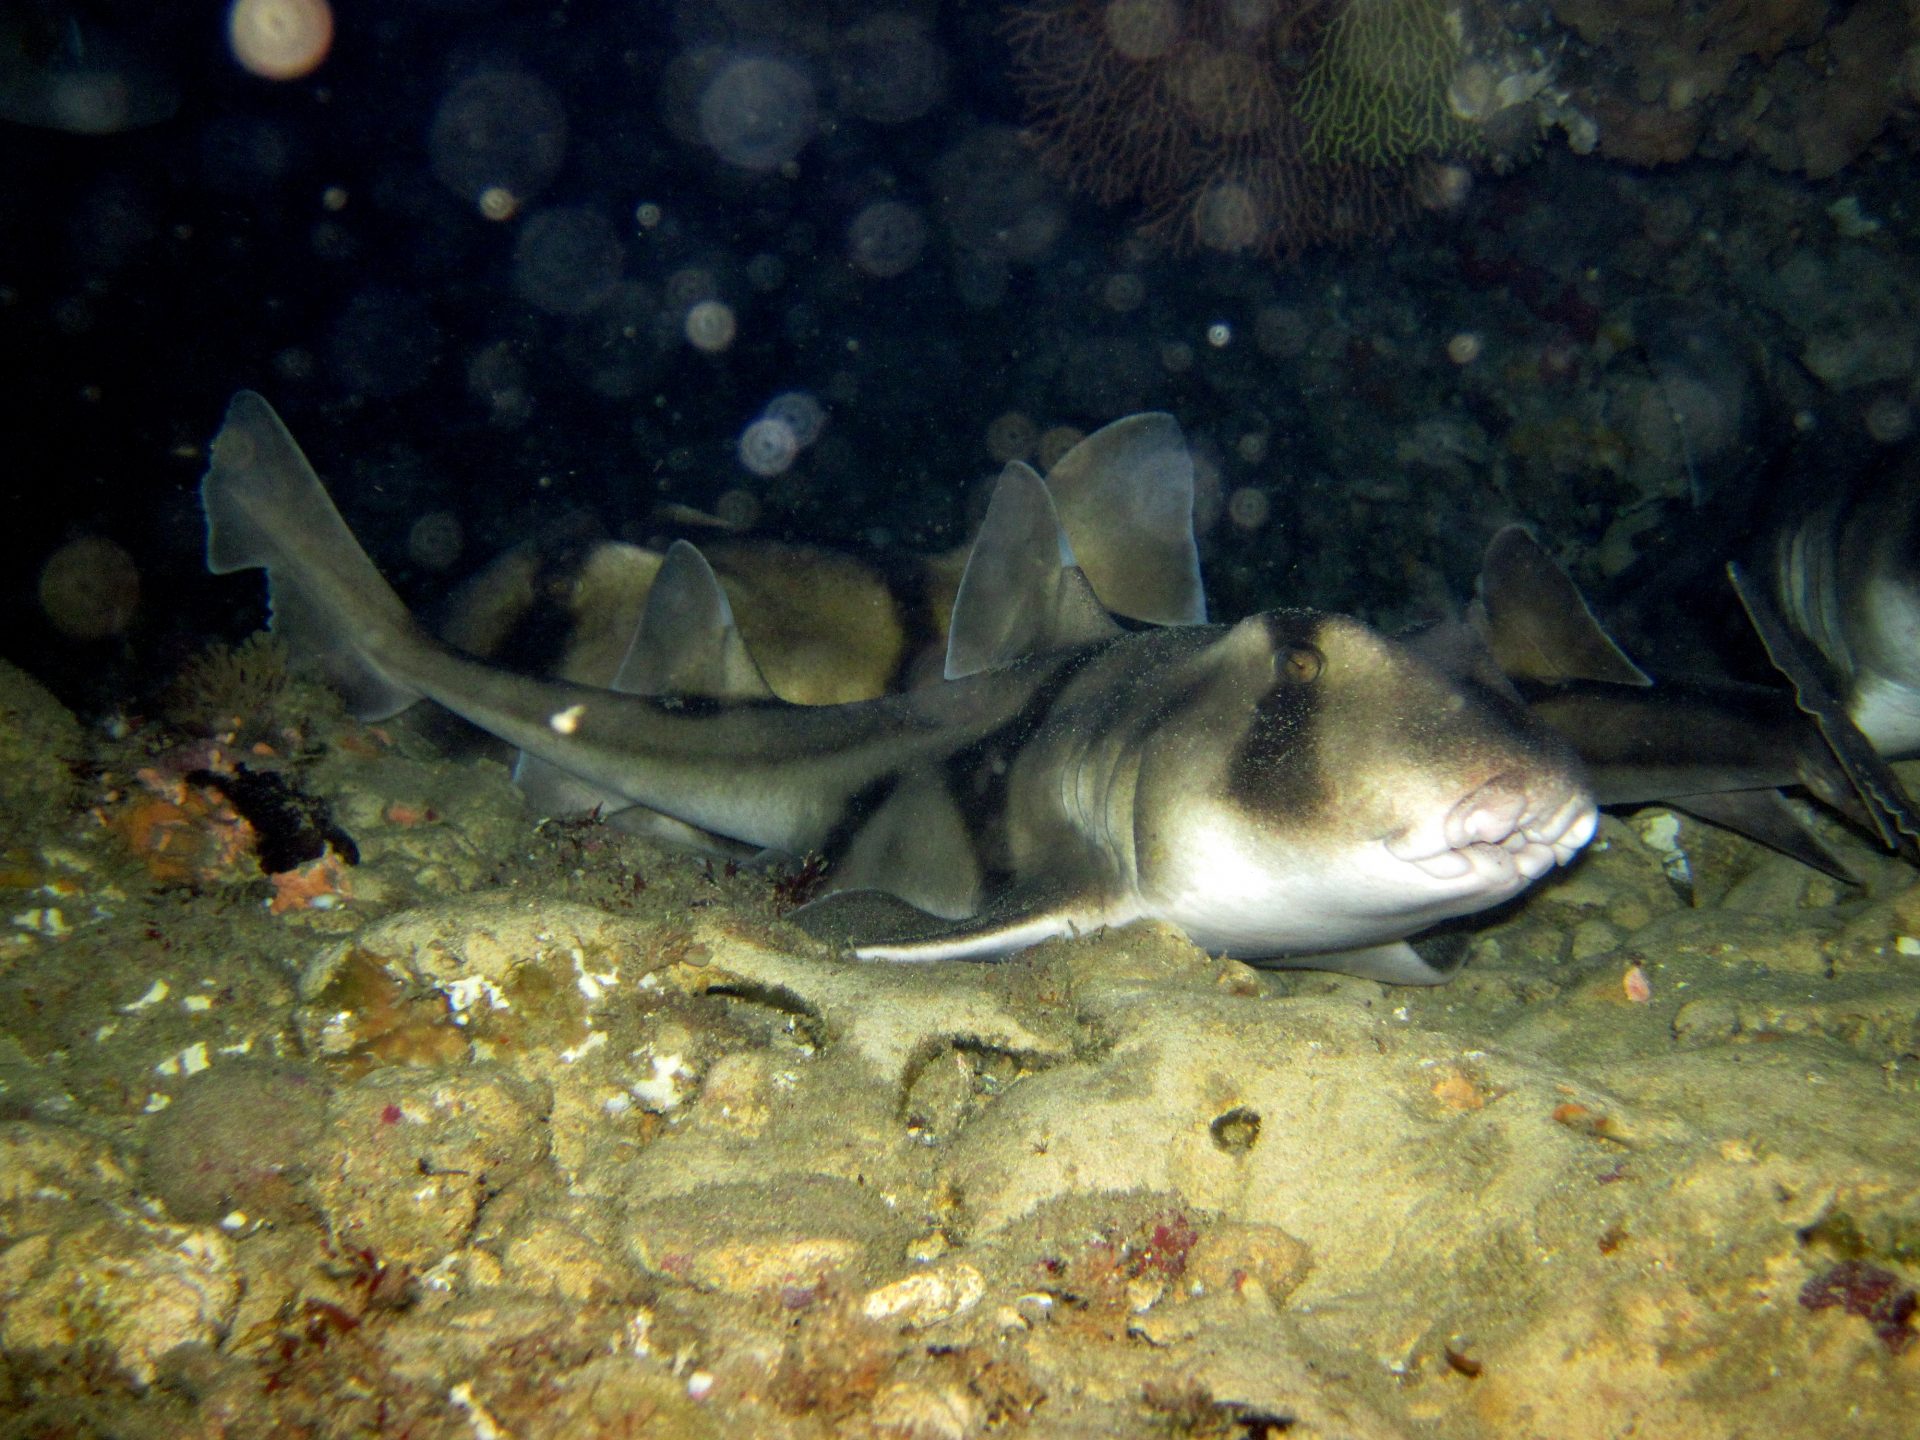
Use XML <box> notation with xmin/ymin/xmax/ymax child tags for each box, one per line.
<box><xmin>1133</xmin><ymin>611</ymin><xmax>1596</xmax><ymax>962</ymax></box>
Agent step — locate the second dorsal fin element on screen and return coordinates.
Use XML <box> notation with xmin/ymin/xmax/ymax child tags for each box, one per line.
<box><xmin>614</xmin><ymin>540</ymin><xmax>775</xmax><ymax>700</ymax></box>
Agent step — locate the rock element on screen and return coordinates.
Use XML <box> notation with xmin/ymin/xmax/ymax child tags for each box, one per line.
<box><xmin>300</xmin><ymin>1064</ymin><xmax>550</xmax><ymax>1265</ymax></box>
<box><xmin>862</xmin><ymin>1263</ymin><xmax>987</xmax><ymax>1330</ymax></box>
<box><xmin>0</xmin><ymin>658</ymin><xmax>86</xmax><ymax>829</ymax></box>
<box><xmin>628</xmin><ymin>1174</ymin><xmax>910</xmax><ymax>1296</ymax></box>
<box><xmin>0</xmin><ymin>1213</ymin><xmax>239</xmax><ymax>1386</ymax></box>
<box><xmin>141</xmin><ymin>1059</ymin><xmax>332</xmax><ymax>1224</ymax></box>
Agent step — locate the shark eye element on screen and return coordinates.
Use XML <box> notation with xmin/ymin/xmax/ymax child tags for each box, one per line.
<box><xmin>1281</xmin><ymin>645</ymin><xmax>1323</xmax><ymax>683</ymax></box>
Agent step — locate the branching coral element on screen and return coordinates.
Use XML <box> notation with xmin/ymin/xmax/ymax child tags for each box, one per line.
<box><xmin>1005</xmin><ymin>0</ymin><xmax>1504</xmax><ymax>254</ymax></box>
<box><xmin>1300</xmin><ymin>0</ymin><xmax>1481</xmax><ymax>166</ymax></box>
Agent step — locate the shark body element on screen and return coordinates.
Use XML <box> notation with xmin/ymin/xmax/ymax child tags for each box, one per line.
<box><xmin>201</xmin><ymin>392</ymin><xmax>1596</xmax><ymax>983</ymax></box>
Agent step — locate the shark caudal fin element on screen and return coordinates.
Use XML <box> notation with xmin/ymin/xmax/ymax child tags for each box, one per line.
<box><xmin>201</xmin><ymin>391</ymin><xmax>423</xmax><ymax>719</ymax></box>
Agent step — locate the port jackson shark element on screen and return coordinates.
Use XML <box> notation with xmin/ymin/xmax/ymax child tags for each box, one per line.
<box><xmin>202</xmin><ymin>393</ymin><xmax>1597</xmax><ymax>983</ymax></box>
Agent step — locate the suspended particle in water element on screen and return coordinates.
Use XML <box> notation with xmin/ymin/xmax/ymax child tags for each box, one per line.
<box><xmin>512</xmin><ymin>206</ymin><xmax>622</xmax><ymax>316</ymax></box>
<box><xmin>1446</xmin><ymin>332</ymin><xmax>1484</xmax><ymax>365</ymax></box>
<box><xmin>1226</xmin><ymin>486</ymin><xmax>1270</xmax><ymax>531</ymax></box>
<box><xmin>1206</xmin><ymin>322</ymin><xmax>1232</xmax><ymax>348</ymax></box>
<box><xmin>478</xmin><ymin>187</ymin><xmax>517</xmax><ymax>222</ymax></box>
<box><xmin>1104</xmin><ymin>0</ymin><xmax>1180</xmax><ymax>60</ymax></box>
<box><xmin>684</xmin><ymin>299</ymin><xmax>736</xmax><ymax>353</ymax></box>
<box><xmin>273</xmin><ymin>346</ymin><xmax>316</xmax><ymax>381</ymax></box>
<box><xmin>1193</xmin><ymin>181</ymin><xmax>1263</xmax><ymax>255</ymax></box>
<box><xmin>834</xmin><ymin>14</ymin><xmax>949</xmax><ymax>124</ymax></box>
<box><xmin>763</xmin><ymin>392</ymin><xmax>826</xmax><ymax>448</ymax></box>
<box><xmin>407</xmin><ymin>512</ymin><xmax>464</xmax><ymax>571</ymax></box>
<box><xmin>430</xmin><ymin>71</ymin><xmax>567</xmax><ymax>209</ymax></box>
<box><xmin>1864</xmin><ymin>393</ymin><xmax>1913</xmax><ymax>445</ymax></box>
<box><xmin>698</xmin><ymin>55</ymin><xmax>817</xmax><ymax>171</ymax></box>
<box><xmin>39</xmin><ymin>536</ymin><xmax>140</xmax><ymax>639</ymax></box>
<box><xmin>665</xmin><ymin>265</ymin><xmax>721</xmax><ymax>313</ymax></box>
<box><xmin>745</xmin><ymin>253</ymin><xmax>786</xmax><ymax>291</ymax></box>
<box><xmin>985</xmin><ymin>411</ymin><xmax>1038</xmax><ymax>464</ymax></box>
<box><xmin>934</xmin><ymin>127</ymin><xmax>1063</xmax><ymax>265</ymax></box>
<box><xmin>738</xmin><ymin>416</ymin><xmax>800</xmax><ymax>477</ymax></box>
<box><xmin>1038</xmin><ymin>426</ymin><xmax>1084</xmax><ymax>471</ymax></box>
<box><xmin>468</xmin><ymin>342</ymin><xmax>530</xmax><ymax>427</ymax></box>
<box><xmin>635</xmin><ymin>201</ymin><xmax>663</xmax><ymax>230</ymax></box>
<box><xmin>847</xmin><ymin>200</ymin><xmax>928</xmax><ymax>279</ymax></box>
<box><xmin>229</xmin><ymin>0</ymin><xmax>333</xmax><ymax>81</ymax></box>
<box><xmin>1102</xmin><ymin>273</ymin><xmax>1145</xmax><ymax>313</ymax></box>
<box><xmin>714</xmin><ymin>489</ymin><xmax>761</xmax><ymax>529</ymax></box>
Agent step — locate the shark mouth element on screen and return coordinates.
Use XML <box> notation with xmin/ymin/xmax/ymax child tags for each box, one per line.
<box><xmin>1385</xmin><ymin>775</ymin><xmax>1598</xmax><ymax>885</ymax></box>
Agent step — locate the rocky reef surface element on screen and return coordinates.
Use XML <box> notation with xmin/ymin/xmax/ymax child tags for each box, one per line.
<box><xmin>3</xmin><ymin>654</ymin><xmax>1919</xmax><ymax>1438</ymax></box>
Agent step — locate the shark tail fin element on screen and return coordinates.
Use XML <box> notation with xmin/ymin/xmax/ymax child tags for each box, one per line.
<box><xmin>201</xmin><ymin>391</ymin><xmax>423</xmax><ymax>719</ymax></box>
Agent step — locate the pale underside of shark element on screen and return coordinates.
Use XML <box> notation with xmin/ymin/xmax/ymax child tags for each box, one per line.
<box><xmin>201</xmin><ymin>392</ymin><xmax>1598</xmax><ymax>984</ymax></box>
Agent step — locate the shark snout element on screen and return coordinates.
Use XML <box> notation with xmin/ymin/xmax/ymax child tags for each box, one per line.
<box><xmin>1446</xmin><ymin>777</ymin><xmax>1530</xmax><ymax>849</ymax></box>
<box><xmin>1390</xmin><ymin>773</ymin><xmax>1597</xmax><ymax>883</ymax></box>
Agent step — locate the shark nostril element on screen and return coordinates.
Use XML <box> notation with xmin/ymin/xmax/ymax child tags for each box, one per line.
<box><xmin>1450</xmin><ymin>778</ymin><xmax>1529</xmax><ymax>848</ymax></box>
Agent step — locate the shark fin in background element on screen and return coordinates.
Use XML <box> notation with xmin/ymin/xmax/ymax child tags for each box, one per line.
<box><xmin>1728</xmin><ymin>562</ymin><xmax>1920</xmax><ymax>862</ymax></box>
<box><xmin>614</xmin><ymin>540</ymin><xmax>774</xmax><ymax>701</ymax></box>
<box><xmin>944</xmin><ymin>460</ymin><xmax>1119</xmax><ymax>680</ymax></box>
<box><xmin>512</xmin><ymin>539</ymin><xmax>770</xmax><ymax>850</ymax></box>
<box><xmin>1043</xmin><ymin>411</ymin><xmax>1207</xmax><ymax>627</ymax></box>
<box><xmin>202</xmin><ymin>391</ymin><xmax>423</xmax><ymax>720</ymax></box>
<box><xmin>1667</xmin><ymin>790</ymin><xmax>1858</xmax><ymax>883</ymax></box>
<box><xmin>1473</xmin><ymin>527</ymin><xmax>1652</xmax><ymax>687</ymax></box>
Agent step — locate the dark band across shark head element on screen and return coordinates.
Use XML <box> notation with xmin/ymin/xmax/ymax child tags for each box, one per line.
<box><xmin>202</xmin><ymin>393</ymin><xmax>1597</xmax><ymax>985</ymax></box>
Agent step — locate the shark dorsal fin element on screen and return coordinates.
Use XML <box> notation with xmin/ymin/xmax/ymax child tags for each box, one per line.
<box><xmin>1473</xmin><ymin>526</ymin><xmax>1652</xmax><ymax>687</ymax></box>
<box><xmin>945</xmin><ymin>461</ymin><xmax>1121</xmax><ymax>680</ymax></box>
<box><xmin>511</xmin><ymin>540</ymin><xmax>771</xmax><ymax>824</ymax></box>
<box><xmin>613</xmin><ymin>540</ymin><xmax>774</xmax><ymax>700</ymax></box>
<box><xmin>1044</xmin><ymin>412</ymin><xmax>1207</xmax><ymax>626</ymax></box>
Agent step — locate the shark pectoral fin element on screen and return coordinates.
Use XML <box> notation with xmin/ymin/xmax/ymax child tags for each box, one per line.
<box><xmin>790</xmin><ymin>879</ymin><xmax>1118</xmax><ymax>962</ymax></box>
<box><xmin>512</xmin><ymin>751</ymin><xmax>626</xmax><ymax>818</ymax></box>
<box><xmin>1043</xmin><ymin>412</ymin><xmax>1207</xmax><ymax>626</ymax></box>
<box><xmin>605</xmin><ymin>806</ymin><xmax>761</xmax><ymax>860</ymax></box>
<box><xmin>1666</xmin><ymin>790</ymin><xmax>1860</xmax><ymax>883</ymax></box>
<box><xmin>614</xmin><ymin>540</ymin><xmax>774</xmax><ymax>700</ymax></box>
<box><xmin>945</xmin><ymin>461</ymin><xmax>1120</xmax><ymax>680</ymax></box>
<box><xmin>201</xmin><ymin>391</ymin><xmax>423</xmax><ymax>720</ymax></box>
<box><xmin>830</xmin><ymin>777</ymin><xmax>982</xmax><ymax>919</ymax></box>
<box><xmin>1729</xmin><ymin>562</ymin><xmax>1920</xmax><ymax>862</ymax></box>
<box><xmin>1474</xmin><ymin>526</ymin><xmax>1652</xmax><ymax>687</ymax></box>
<box><xmin>1250</xmin><ymin>937</ymin><xmax>1470</xmax><ymax>985</ymax></box>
